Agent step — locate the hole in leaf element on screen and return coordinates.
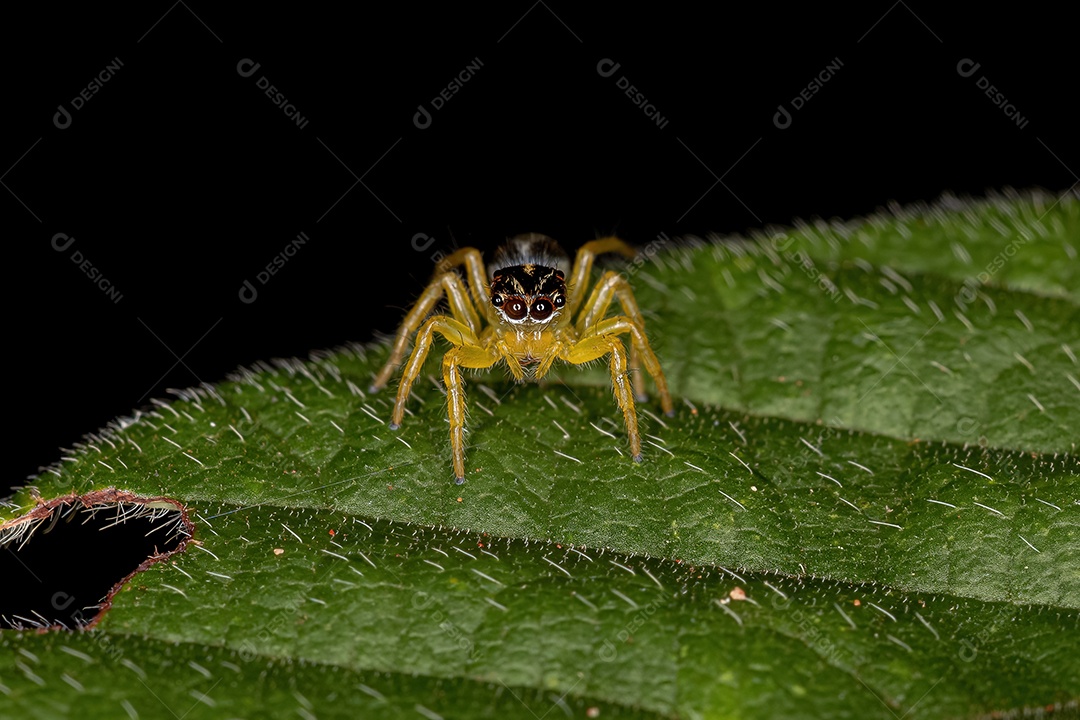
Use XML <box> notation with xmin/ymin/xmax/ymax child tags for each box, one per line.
<box><xmin>0</xmin><ymin>491</ymin><xmax>191</xmax><ymax>630</ymax></box>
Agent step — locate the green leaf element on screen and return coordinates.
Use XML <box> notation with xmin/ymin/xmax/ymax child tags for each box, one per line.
<box><xmin>3</xmin><ymin>189</ymin><xmax>1078</xmax><ymax>719</ymax></box>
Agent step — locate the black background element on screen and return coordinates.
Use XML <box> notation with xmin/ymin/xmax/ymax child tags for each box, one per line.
<box><xmin>3</xmin><ymin>4</ymin><xmax>1076</xmax><ymax>499</ymax></box>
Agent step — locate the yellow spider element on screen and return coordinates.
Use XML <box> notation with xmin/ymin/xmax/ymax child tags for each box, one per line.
<box><xmin>370</xmin><ymin>233</ymin><xmax>674</xmax><ymax>484</ymax></box>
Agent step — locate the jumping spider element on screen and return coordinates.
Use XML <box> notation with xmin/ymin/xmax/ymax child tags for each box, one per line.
<box><xmin>370</xmin><ymin>233</ymin><xmax>674</xmax><ymax>484</ymax></box>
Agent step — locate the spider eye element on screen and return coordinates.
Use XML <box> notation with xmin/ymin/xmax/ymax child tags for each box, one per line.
<box><xmin>504</xmin><ymin>297</ymin><xmax>528</xmax><ymax>320</ymax></box>
<box><xmin>553</xmin><ymin>295</ymin><xmax>565</xmax><ymax>308</ymax></box>
<box><xmin>531</xmin><ymin>299</ymin><xmax>553</xmax><ymax>321</ymax></box>
<box><xmin>492</xmin><ymin>294</ymin><xmax>504</xmax><ymax>307</ymax></box>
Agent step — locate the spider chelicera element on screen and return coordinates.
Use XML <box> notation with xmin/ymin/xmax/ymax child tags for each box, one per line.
<box><xmin>370</xmin><ymin>233</ymin><xmax>674</xmax><ymax>484</ymax></box>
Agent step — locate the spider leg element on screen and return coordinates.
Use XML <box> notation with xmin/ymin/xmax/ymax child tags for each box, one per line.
<box><xmin>388</xmin><ymin>316</ymin><xmax>479</xmax><ymax>429</ymax></box>
<box><xmin>575</xmin><ymin>270</ymin><xmax>672</xmax><ymax>411</ymax></box>
<box><xmin>371</xmin><ymin>271</ymin><xmax>482</xmax><ymax>392</ymax></box>
<box><xmin>586</xmin><ymin>316</ymin><xmax>675</xmax><ymax>417</ymax></box>
<box><xmin>433</xmin><ymin>247</ymin><xmax>494</xmax><ymax>322</ymax></box>
<box><xmin>575</xmin><ymin>269</ymin><xmax>647</xmax><ymax>400</ymax></box>
<box><xmin>574</xmin><ymin>270</ymin><xmax>646</xmax><ymax>334</ymax></box>
<box><xmin>442</xmin><ymin>342</ymin><xmax>501</xmax><ymax>483</ymax></box>
<box><xmin>564</xmin><ymin>236</ymin><xmax>636</xmax><ymax>318</ymax></box>
<box><xmin>561</xmin><ymin>334</ymin><xmax>642</xmax><ymax>461</ymax></box>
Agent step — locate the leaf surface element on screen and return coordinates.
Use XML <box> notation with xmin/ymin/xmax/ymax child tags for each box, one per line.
<box><xmin>3</xmin><ymin>190</ymin><xmax>1078</xmax><ymax>719</ymax></box>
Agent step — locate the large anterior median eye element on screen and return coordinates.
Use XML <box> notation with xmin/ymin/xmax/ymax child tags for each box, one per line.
<box><xmin>503</xmin><ymin>297</ymin><xmax>528</xmax><ymax>320</ymax></box>
<box><xmin>530</xmin><ymin>298</ymin><xmax>554</xmax><ymax>320</ymax></box>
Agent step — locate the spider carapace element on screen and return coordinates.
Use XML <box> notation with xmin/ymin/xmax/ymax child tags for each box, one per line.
<box><xmin>370</xmin><ymin>233</ymin><xmax>674</xmax><ymax>484</ymax></box>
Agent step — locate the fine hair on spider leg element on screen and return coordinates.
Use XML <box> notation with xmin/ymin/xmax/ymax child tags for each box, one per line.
<box><xmin>370</xmin><ymin>234</ymin><xmax>674</xmax><ymax>484</ymax></box>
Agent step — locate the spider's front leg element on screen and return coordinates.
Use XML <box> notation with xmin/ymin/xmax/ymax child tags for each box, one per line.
<box><xmin>442</xmin><ymin>342</ymin><xmax>500</xmax><ymax>483</ymax></box>
<box><xmin>564</xmin><ymin>236</ymin><xmax>636</xmax><ymax>318</ymax></box>
<box><xmin>385</xmin><ymin>314</ymin><xmax>499</xmax><ymax>483</ymax></box>
<box><xmin>370</xmin><ymin>264</ymin><xmax>483</xmax><ymax>393</ymax></box>
<box><xmin>562</xmin><ymin>333</ymin><xmax>644</xmax><ymax>461</ymax></box>
<box><xmin>577</xmin><ymin>272</ymin><xmax>675</xmax><ymax>416</ymax></box>
<box><xmin>386</xmin><ymin>316</ymin><xmax>477</xmax><ymax>429</ymax></box>
<box><xmin>587</xmin><ymin>315</ymin><xmax>674</xmax><ymax>414</ymax></box>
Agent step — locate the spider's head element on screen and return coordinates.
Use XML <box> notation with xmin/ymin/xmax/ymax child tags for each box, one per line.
<box><xmin>489</xmin><ymin>264</ymin><xmax>566</xmax><ymax>326</ymax></box>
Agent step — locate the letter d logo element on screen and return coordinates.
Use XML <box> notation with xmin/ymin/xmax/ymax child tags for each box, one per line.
<box><xmin>53</xmin><ymin>104</ymin><xmax>72</xmax><ymax>129</ymax></box>
<box><xmin>773</xmin><ymin>104</ymin><xmax>792</xmax><ymax>130</ymax></box>
<box><xmin>413</xmin><ymin>104</ymin><xmax>433</xmax><ymax>130</ymax></box>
